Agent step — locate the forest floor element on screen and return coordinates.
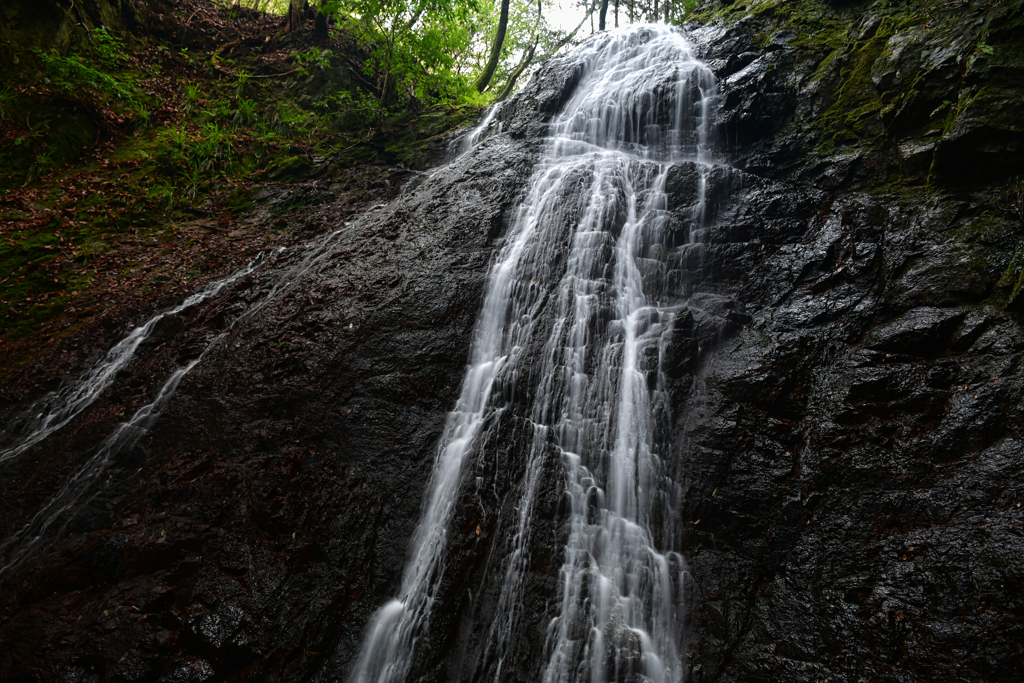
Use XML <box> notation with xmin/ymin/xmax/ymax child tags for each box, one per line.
<box><xmin>0</xmin><ymin>0</ymin><xmax>478</xmax><ymax>398</ymax></box>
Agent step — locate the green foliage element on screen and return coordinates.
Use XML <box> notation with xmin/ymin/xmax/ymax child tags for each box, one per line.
<box><xmin>235</xmin><ymin>70</ymin><xmax>251</xmax><ymax>99</ymax></box>
<box><xmin>182</xmin><ymin>82</ymin><xmax>202</xmax><ymax>114</ymax></box>
<box><xmin>34</xmin><ymin>27</ymin><xmax>136</xmax><ymax>105</ymax></box>
<box><xmin>314</xmin><ymin>88</ymin><xmax>379</xmax><ymax>129</ymax></box>
<box><xmin>0</xmin><ymin>27</ymin><xmax>150</xmax><ymax>186</ymax></box>
<box><xmin>26</xmin><ymin>148</ymin><xmax>57</xmax><ymax>178</ymax></box>
<box><xmin>318</xmin><ymin>0</ymin><xmax>558</xmax><ymax>119</ymax></box>
<box><xmin>294</xmin><ymin>47</ymin><xmax>333</xmax><ymax>69</ymax></box>
<box><xmin>293</xmin><ymin>47</ymin><xmax>335</xmax><ymax>77</ymax></box>
<box><xmin>234</xmin><ymin>97</ymin><xmax>259</xmax><ymax>125</ymax></box>
<box><xmin>132</xmin><ymin>104</ymin><xmax>151</xmax><ymax>133</ymax></box>
<box><xmin>37</xmin><ymin>50</ymin><xmax>135</xmax><ymax>104</ymax></box>
<box><xmin>154</xmin><ymin>113</ymin><xmax>264</xmax><ymax>202</ymax></box>
<box><xmin>337</xmin><ymin>1</ymin><xmax>482</xmax><ymax>113</ymax></box>
<box><xmin>141</xmin><ymin>77</ymin><xmax>292</xmax><ymax>206</ymax></box>
<box><xmin>90</xmin><ymin>27</ymin><xmax>129</xmax><ymax>70</ymax></box>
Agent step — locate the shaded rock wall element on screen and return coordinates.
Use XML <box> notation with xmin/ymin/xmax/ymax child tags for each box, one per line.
<box><xmin>675</xmin><ymin>2</ymin><xmax>1024</xmax><ymax>680</ymax></box>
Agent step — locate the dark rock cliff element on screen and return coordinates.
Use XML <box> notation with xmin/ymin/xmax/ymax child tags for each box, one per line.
<box><xmin>1</xmin><ymin>1</ymin><xmax>1023</xmax><ymax>682</ymax></box>
<box><xmin>675</xmin><ymin>3</ymin><xmax>1024</xmax><ymax>680</ymax></box>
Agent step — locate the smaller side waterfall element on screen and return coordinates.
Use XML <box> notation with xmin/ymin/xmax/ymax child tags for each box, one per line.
<box><xmin>0</xmin><ymin>357</ymin><xmax>201</xmax><ymax>576</ymax></box>
<box><xmin>348</xmin><ymin>25</ymin><xmax>718</xmax><ymax>683</ymax></box>
<box><xmin>459</xmin><ymin>101</ymin><xmax>505</xmax><ymax>154</ymax></box>
<box><xmin>0</xmin><ymin>228</ymin><xmax>359</xmax><ymax>578</ymax></box>
<box><xmin>0</xmin><ymin>254</ymin><xmax>266</xmax><ymax>464</ymax></box>
<box><xmin>0</xmin><ymin>215</ymin><xmax>370</xmax><ymax>467</ymax></box>
<box><xmin>347</xmin><ymin>150</ymin><xmax>546</xmax><ymax>683</ymax></box>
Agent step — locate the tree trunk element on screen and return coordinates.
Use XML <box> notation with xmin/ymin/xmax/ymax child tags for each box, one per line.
<box><xmin>497</xmin><ymin>41</ymin><xmax>537</xmax><ymax>101</ymax></box>
<box><xmin>287</xmin><ymin>0</ymin><xmax>304</xmax><ymax>34</ymax></box>
<box><xmin>313</xmin><ymin>10</ymin><xmax>328</xmax><ymax>43</ymax></box>
<box><xmin>599</xmin><ymin>0</ymin><xmax>609</xmax><ymax>30</ymax></box>
<box><xmin>405</xmin><ymin>4</ymin><xmax>425</xmax><ymax>30</ymax></box>
<box><xmin>475</xmin><ymin>0</ymin><xmax>511</xmax><ymax>93</ymax></box>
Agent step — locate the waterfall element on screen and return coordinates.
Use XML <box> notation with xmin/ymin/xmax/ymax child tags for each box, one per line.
<box><xmin>348</xmin><ymin>25</ymin><xmax>717</xmax><ymax>683</ymax></box>
<box><xmin>460</xmin><ymin>100</ymin><xmax>505</xmax><ymax>154</ymax></box>
<box><xmin>0</xmin><ymin>218</ymin><xmax>367</xmax><ymax>468</ymax></box>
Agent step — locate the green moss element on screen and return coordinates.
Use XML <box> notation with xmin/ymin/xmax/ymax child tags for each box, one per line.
<box><xmin>690</xmin><ymin>0</ymin><xmax>1022</xmax><ymax>184</ymax></box>
<box><xmin>380</xmin><ymin>103</ymin><xmax>481</xmax><ymax>166</ymax></box>
<box><xmin>953</xmin><ymin>215</ymin><xmax>1006</xmax><ymax>248</ymax></box>
<box><xmin>264</xmin><ymin>155</ymin><xmax>313</xmax><ymax>181</ymax></box>
<box><xmin>0</xmin><ymin>229</ymin><xmax>71</xmax><ymax>337</ymax></box>
<box><xmin>814</xmin><ymin>21</ymin><xmax>895</xmax><ymax>150</ymax></box>
<box><xmin>995</xmin><ymin>240</ymin><xmax>1024</xmax><ymax>304</ymax></box>
<box><xmin>225</xmin><ymin>186</ymin><xmax>254</xmax><ymax>216</ymax></box>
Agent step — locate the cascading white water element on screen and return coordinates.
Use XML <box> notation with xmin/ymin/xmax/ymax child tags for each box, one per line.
<box><xmin>460</xmin><ymin>100</ymin><xmax>505</xmax><ymax>154</ymax></box>
<box><xmin>0</xmin><ymin>219</ymin><xmax>365</xmax><ymax>467</ymax></box>
<box><xmin>348</xmin><ymin>25</ymin><xmax>716</xmax><ymax>683</ymax></box>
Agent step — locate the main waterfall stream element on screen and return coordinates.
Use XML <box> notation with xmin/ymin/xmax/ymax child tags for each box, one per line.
<box><xmin>350</xmin><ymin>25</ymin><xmax>717</xmax><ymax>683</ymax></box>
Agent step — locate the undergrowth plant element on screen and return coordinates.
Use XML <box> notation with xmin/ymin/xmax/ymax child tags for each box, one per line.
<box><xmin>36</xmin><ymin>27</ymin><xmax>138</xmax><ymax>106</ymax></box>
<box><xmin>234</xmin><ymin>98</ymin><xmax>259</xmax><ymax>126</ymax></box>
<box><xmin>182</xmin><ymin>82</ymin><xmax>203</xmax><ymax>114</ymax></box>
<box><xmin>0</xmin><ymin>27</ymin><xmax>152</xmax><ymax>185</ymax></box>
<box><xmin>0</xmin><ymin>87</ymin><xmax>14</xmax><ymax>121</ymax></box>
<box><xmin>152</xmin><ymin>91</ymin><xmax>282</xmax><ymax>204</ymax></box>
<box><xmin>293</xmin><ymin>47</ymin><xmax>334</xmax><ymax>77</ymax></box>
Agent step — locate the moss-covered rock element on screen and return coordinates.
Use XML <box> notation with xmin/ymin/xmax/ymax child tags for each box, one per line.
<box><xmin>263</xmin><ymin>154</ymin><xmax>313</xmax><ymax>181</ymax></box>
<box><xmin>696</xmin><ymin>0</ymin><xmax>1024</xmax><ymax>188</ymax></box>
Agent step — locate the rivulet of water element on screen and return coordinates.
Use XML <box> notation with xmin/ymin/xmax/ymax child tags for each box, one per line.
<box><xmin>460</xmin><ymin>100</ymin><xmax>505</xmax><ymax>154</ymax></box>
<box><xmin>0</xmin><ymin>254</ymin><xmax>267</xmax><ymax>464</ymax></box>
<box><xmin>0</xmin><ymin>230</ymin><xmax>352</xmax><ymax>577</ymax></box>
<box><xmin>349</xmin><ymin>25</ymin><xmax>717</xmax><ymax>683</ymax></box>
<box><xmin>0</xmin><ymin>357</ymin><xmax>202</xmax><ymax>577</ymax></box>
<box><xmin>0</xmin><ymin>212</ymin><xmax>378</xmax><ymax>468</ymax></box>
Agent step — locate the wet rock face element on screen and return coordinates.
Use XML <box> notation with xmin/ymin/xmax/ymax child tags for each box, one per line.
<box><xmin>1</xmin><ymin>7</ymin><xmax>1023</xmax><ymax>683</ymax></box>
<box><xmin>671</xmin><ymin>176</ymin><xmax>1024</xmax><ymax>682</ymax></box>
<box><xmin>0</xmin><ymin>131</ymin><xmax>541</xmax><ymax>682</ymax></box>
<box><xmin>695</xmin><ymin>0</ymin><xmax>1024</xmax><ymax>189</ymax></box>
<box><xmin>0</xmin><ymin>48</ymin><xmax>585</xmax><ymax>683</ymax></box>
<box><xmin>669</xmin><ymin>5</ymin><xmax>1024</xmax><ymax>680</ymax></box>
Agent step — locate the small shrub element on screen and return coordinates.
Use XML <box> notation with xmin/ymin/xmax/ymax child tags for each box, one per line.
<box><xmin>182</xmin><ymin>82</ymin><xmax>202</xmax><ymax>114</ymax></box>
<box><xmin>234</xmin><ymin>98</ymin><xmax>258</xmax><ymax>126</ymax></box>
<box><xmin>234</xmin><ymin>70</ymin><xmax>251</xmax><ymax>100</ymax></box>
<box><xmin>35</xmin><ymin>27</ymin><xmax>137</xmax><ymax>107</ymax></box>
<box><xmin>37</xmin><ymin>51</ymin><xmax>134</xmax><ymax>103</ymax></box>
